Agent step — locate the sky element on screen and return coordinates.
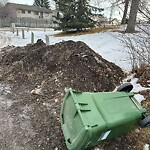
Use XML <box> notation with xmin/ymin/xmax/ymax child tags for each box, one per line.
<box><xmin>10</xmin><ymin>0</ymin><xmax>34</xmax><ymax>5</ymax></box>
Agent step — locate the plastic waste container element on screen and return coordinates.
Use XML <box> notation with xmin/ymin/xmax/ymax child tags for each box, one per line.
<box><xmin>60</xmin><ymin>86</ymin><xmax>148</xmax><ymax>150</ymax></box>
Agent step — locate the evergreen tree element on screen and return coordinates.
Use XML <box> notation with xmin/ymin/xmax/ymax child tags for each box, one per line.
<box><xmin>34</xmin><ymin>0</ymin><xmax>50</xmax><ymax>9</ymax></box>
<box><xmin>53</xmin><ymin>0</ymin><xmax>95</xmax><ymax>32</ymax></box>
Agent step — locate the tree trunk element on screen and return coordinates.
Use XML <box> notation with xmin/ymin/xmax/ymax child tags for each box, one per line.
<box><xmin>121</xmin><ymin>0</ymin><xmax>130</xmax><ymax>24</ymax></box>
<box><xmin>126</xmin><ymin>0</ymin><xmax>141</xmax><ymax>32</ymax></box>
<box><xmin>109</xmin><ymin>3</ymin><xmax>115</xmax><ymax>22</ymax></box>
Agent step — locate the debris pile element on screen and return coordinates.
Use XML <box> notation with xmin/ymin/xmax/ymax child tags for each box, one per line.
<box><xmin>0</xmin><ymin>40</ymin><xmax>125</xmax><ymax>150</ymax></box>
<box><xmin>1</xmin><ymin>40</ymin><xmax>124</xmax><ymax>92</ymax></box>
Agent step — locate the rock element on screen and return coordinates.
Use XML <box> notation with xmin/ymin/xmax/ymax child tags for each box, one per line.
<box><xmin>30</xmin><ymin>87</ymin><xmax>42</xmax><ymax>95</ymax></box>
<box><xmin>54</xmin><ymin>147</ymin><xmax>58</xmax><ymax>150</ymax></box>
<box><xmin>54</xmin><ymin>98</ymin><xmax>58</xmax><ymax>103</ymax></box>
<box><xmin>135</xmin><ymin>129</ymin><xmax>140</xmax><ymax>134</ymax></box>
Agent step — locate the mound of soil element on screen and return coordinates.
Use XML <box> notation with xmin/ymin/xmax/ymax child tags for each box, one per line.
<box><xmin>0</xmin><ymin>40</ymin><xmax>125</xmax><ymax>150</ymax></box>
<box><xmin>1</xmin><ymin>40</ymin><xmax>124</xmax><ymax>92</ymax></box>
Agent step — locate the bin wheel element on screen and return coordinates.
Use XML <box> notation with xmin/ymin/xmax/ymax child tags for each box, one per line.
<box><xmin>139</xmin><ymin>116</ymin><xmax>150</xmax><ymax>128</ymax></box>
<box><xmin>117</xmin><ymin>83</ymin><xmax>133</xmax><ymax>92</ymax></box>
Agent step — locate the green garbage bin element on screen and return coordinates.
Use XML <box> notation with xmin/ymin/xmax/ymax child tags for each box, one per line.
<box><xmin>60</xmin><ymin>88</ymin><xmax>147</xmax><ymax>150</ymax></box>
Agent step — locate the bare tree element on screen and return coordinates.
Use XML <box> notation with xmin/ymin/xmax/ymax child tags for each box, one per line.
<box><xmin>91</xmin><ymin>0</ymin><xmax>105</xmax><ymax>8</ymax></box>
<box><xmin>122</xmin><ymin>24</ymin><xmax>150</xmax><ymax>68</ymax></box>
<box><xmin>0</xmin><ymin>0</ymin><xmax>9</xmax><ymax>6</ymax></box>
<box><xmin>0</xmin><ymin>0</ymin><xmax>9</xmax><ymax>18</ymax></box>
<box><xmin>139</xmin><ymin>0</ymin><xmax>150</xmax><ymax>22</ymax></box>
<box><xmin>0</xmin><ymin>3</ymin><xmax>4</xmax><ymax>18</ymax></box>
<box><xmin>0</xmin><ymin>3</ymin><xmax>16</xmax><ymax>19</ymax></box>
<box><xmin>121</xmin><ymin>0</ymin><xmax>150</xmax><ymax>68</ymax></box>
<box><xmin>109</xmin><ymin>2</ymin><xmax>116</xmax><ymax>22</ymax></box>
<box><xmin>126</xmin><ymin>0</ymin><xmax>141</xmax><ymax>32</ymax></box>
<box><xmin>92</xmin><ymin>0</ymin><xmax>132</xmax><ymax>24</ymax></box>
<box><xmin>121</xmin><ymin>0</ymin><xmax>130</xmax><ymax>24</ymax></box>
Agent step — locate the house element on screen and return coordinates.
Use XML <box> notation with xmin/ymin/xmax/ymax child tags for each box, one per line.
<box><xmin>110</xmin><ymin>18</ymin><xmax>120</xmax><ymax>26</ymax></box>
<box><xmin>4</xmin><ymin>3</ymin><xmax>57</xmax><ymax>20</ymax></box>
<box><xmin>88</xmin><ymin>5</ymin><xmax>106</xmax><ymax>26</ymax></box>
<box><xmin>1</xmin><ymin>3</ymin><xmax>58</xmax><ymax>27</ymax></box>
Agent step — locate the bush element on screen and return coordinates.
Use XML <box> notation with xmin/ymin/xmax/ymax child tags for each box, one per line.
<box><xmin>122</xmin><ymin>24</ymin><xmax>150</xmax><ymax>69</ymax></box>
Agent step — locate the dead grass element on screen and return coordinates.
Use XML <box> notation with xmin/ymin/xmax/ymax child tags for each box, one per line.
<box><xmin>53</xmin><ymin>27</ymin><xmax>115</xmax><ymax>37</ymax></box>
<box><xmin>53</xmin><ymin>26</ymin><xmax>140</xmax><ymax>37</ymax></box>
<box><xmin>111</xmin><ymin>29</ymin><xmax>126</xmax><ymax>34</ymax></box>
<box><xmin>111</xmin><ymin>29</ymin><xmax>140</xmax><ymax>34</ymax></box>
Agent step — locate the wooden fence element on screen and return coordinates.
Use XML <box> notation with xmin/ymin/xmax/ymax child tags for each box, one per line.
<box><xmin>0</xmin><ymin>17</ymin><xmax>57</xmax><ymax>28</ymax></box>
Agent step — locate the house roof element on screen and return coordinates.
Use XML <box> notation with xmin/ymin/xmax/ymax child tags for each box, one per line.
<box><xmin>6</xmin><ymin>3</ymin><xmax>53</xmax><ymax>13</ymax></box>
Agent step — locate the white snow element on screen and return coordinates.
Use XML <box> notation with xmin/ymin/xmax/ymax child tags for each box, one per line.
<box><xmin>130</xmin><ymin>77</ymin><xmax>150</xmax><ymax>103</ymax></box>
<box><xmin>134</xmin><ymin>94</ymin><xmax>145</xmax><ymax>103</ymax></box>
<box><xmin>131</xmin><ymin>78</ymin><xmax>150</xmax><ymax>92</ymax></box>
<box><xmin>143</xmin><ymin>144</ymin><xmax>150</xmax><ymax>150</ymax></box>
<box><xmin>122</xmin><ymin>74</ymin><xmax>150</xmax><ymax>103</ymax></box>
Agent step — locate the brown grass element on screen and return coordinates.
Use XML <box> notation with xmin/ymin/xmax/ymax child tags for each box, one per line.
<box><xmin>53</xmin><ymin>26</ymin><xmax>140</xmax><ymax>37</ymax></box>
<box><xmin>53</xmin><ymin>27</ymin><xmax>115</xmax><ymax>37</ymax></box>
<box><xmin>111</xmin><ymin>29</ymin><xmax>126</xmax><ymax>34</ymax></box>
<box><xmin>111</xmin><ymin>29</ymin><xmax>139</xmax><ymax>34</ymax></box>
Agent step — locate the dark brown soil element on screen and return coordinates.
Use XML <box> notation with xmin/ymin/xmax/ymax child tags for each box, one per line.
<box><xmin>0</xmin><ymin>40</ymin><xmax>149</xmax><ymax>150</ymax></box>
<box><xmin>132</xmin><ymin>65</ymin><xmax>150</xmax><ymax>115</ymax></box>
<box><xmin>133</xmin><ymin>65</ymin><xmax>150</xmax><ymax>88</ymax></box>
<box><xmin>0</xmin><ymin>40</ymin><xmax>124</xmax><ymax>92</ymax></box>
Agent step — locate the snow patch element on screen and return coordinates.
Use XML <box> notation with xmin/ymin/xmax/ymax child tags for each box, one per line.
<box><xmin>134</xmin><ymin>94</ymin><xmax>145</xmax><ymax>103</ymax></box>
<box><xmin>143</xmin><ymin>144</ymin><xmax>149</xmax><ymax>150</ymax></box>
<box><xmin>120</xmin><ymin>74</ymin><xmax>150</xmax><ymax>103</ymax></box>
<box><xmin>130</xmin><ymin>78</ymin><xmax>150</xmax><ymax>93</ymax></box>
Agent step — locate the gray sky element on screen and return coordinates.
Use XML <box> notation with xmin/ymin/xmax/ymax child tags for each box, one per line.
<box><xmin>9</xmin><ymin>0</ymin><xmax>56</xmax><ymax>9</ymax></box>
<box><xmin>9</xmin><ymin>0</ymin><xmax>33</xmax><ymax>5</ymax></box>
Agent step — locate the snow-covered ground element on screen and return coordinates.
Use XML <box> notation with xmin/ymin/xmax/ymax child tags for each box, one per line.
<box><xmin>0</xmin><ymin>27</ymin><xmax>149</xmax><ymax>103</ymax></box>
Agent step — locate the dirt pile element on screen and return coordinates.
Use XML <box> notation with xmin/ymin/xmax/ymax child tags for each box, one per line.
<box><xmin>0</xmin><ymin>40</ymin><xmax>124</xmax><ymax>92</ymax></box>
<box><xmin>0</xmin><ymin>40</ymin><xmax>125</xmax><ymax>150</ymax></box>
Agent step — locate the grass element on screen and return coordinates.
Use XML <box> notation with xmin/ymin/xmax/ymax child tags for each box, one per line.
<box><xmin>111</xmin><ymin>29</ymin><xmax>139</xmax><ymax>34</ymax></box>
<box><xmin>54</xmin><ymin>27</ymin><xmax>115</xmax><ymax>37</ymax></box>
<box><xmin>111</xmin><ymin>29</ymin><xmax>126</xmax><ymax>34</ymax></box>
<box><xmin>52</xmin><ymin>25</ymin><xmax>140</xmax><ymax>37</ymax></box>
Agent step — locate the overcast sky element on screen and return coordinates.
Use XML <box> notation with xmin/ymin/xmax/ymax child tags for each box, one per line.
<box><xmin>9</xmin><ymin>0</ymin><xmax>34</xmax><ymax>5</ymax></box>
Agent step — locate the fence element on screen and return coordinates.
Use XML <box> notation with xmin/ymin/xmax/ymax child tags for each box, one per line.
<box><xmin>0</xmin><ymin>17</ymin><xmax>57</xmax><ymax>28</ymax></box>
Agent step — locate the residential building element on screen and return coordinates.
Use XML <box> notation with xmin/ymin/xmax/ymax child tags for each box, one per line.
<box><xmin>1</xmin><ymin>3</ymin><xmax>58</xmax><ymax>27</ymax></box>
<box><xmin>4</xmin><ymin>3</ymin><xmax>57</xmax><ymax>20</ymax></box>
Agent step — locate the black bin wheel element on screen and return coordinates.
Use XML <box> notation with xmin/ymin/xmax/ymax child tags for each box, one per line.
<box><xmin>139</xmin><ymin>116</ymin><xmax>150</xmax><ymax>128</ymax></box>
<box><xmin>117</xmin><ymin>83</ymin><xmax>133</xmax><ymax>93</ymax></box>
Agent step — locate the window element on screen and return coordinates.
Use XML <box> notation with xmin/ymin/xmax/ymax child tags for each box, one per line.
<box><xmin>40</xmin><ymin>12</ymin><xmax>43</xmax><ymax>18</ymax></box>
<box><xmin>22</xmin><ymin>10</ymin><xmax>25</xmax><ymax>14</ymax></box>
<box><xmin>34</xmin><ymin>11</ymin><xmax>39</xmax><ymax>15</ymax></box>
<box><xmin>18</xmin><ymin>10</ymin><xmax>22</xmax><ymax>13</ymax></box>
<box><xmin>28</xmin><ymin>10</ymin><xmax>31</xmax><ymax>14</ymax></box>
<box><xmin>45</xmin><ymin>12</ymin><xmax>49</xmax><ymax>16</ymax></box>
